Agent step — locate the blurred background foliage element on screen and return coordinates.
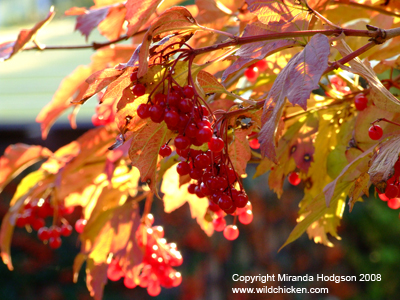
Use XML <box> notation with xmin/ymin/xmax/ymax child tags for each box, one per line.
<box><xmin>1</xmin><ymin>1</ymin><xmax>400</xmax><ymax>300</ymax></box>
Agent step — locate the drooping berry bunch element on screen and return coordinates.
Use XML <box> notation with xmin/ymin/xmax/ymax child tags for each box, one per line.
<box><xmin>15</xmin><ymin>198</ymin><xmax>74</xmax><ymax>249</ymax></box>
<box><xmin>375</xmin><ymin>157</ymin><xmax>400</xmax><ymax>211</ymax></box>
<box><xmin>106</xmin><ymin>214</ymin><xmax>182</xmax><ymax>296</ymax></box>
<box><xmin>244</xmin><ymin>60</ymin><xmax>268</xmax><ymax>82</ymax></box>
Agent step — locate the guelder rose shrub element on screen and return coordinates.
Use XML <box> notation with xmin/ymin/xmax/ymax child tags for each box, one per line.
<box><xmin>2</xmin><ymin>0</ymin><xmax>400</xmax><ymax>298</ymax></box>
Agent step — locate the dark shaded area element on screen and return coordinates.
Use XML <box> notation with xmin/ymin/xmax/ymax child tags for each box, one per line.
<box><xmin>1</xmin><ymin>124</ymin><xmax>400</xmax><ymax>300</ymax></box>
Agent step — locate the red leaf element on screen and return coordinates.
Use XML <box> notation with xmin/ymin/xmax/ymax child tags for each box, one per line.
<box><xmin>98</xmin><ymin>5</ymin><xmax>127</xmax><ymax>40</ymax></box>
<box><xmin>129</xmin><ymin>121</ymin><xmax>174</xmax><ymax>192</ymax></box>
<box><xmin>0</xmin><ymin>8</ymin><xmax>55</xmax><ymax>61</ymax></box>
<box><xmin>36</xmin><ymin>66</ymin><xmax>92</xmax><ymax>139</ymax></box>
<box><xmin>0</xmin><ymin>144</ymin><xmax>52</xmax><ymax>193</ymax></box>
<box><xmin>125</xmin><ymin>0</ymin><xmax>164</xmax><ymax>36</ymax></box>
<box><xmin>258</xmin><ymin>34</ymin><xmax>329</xmax><ymax>162</ymax></box>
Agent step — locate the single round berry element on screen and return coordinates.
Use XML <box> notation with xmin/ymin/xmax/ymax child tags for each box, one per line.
<box><xmin>208</xmin><ymin>200</ymin><xmax>220</xmax><ymax>212</ymax></box>
<box><xmin>167</xmin><ymin>91</ymin><xmax>181</xmax><ymax>107</ymax></box>
<box><xmin>186</xmin><ymin>123</ymin><xmax>198</xmax><ymax>138</ymax></box>
<box><xmin>239</xmin><ymin>210</ymin><xmax>253</xmax><ymax>225</ymax></box>
<box><xmin>388</xmin><ymin>198</ymin><xmax>400</xmax><ymax>209</ymax></box>
<box><xmin>354</xmin><ymin>93</ymin><xmax>368</xmax><ymax>111</ymax></box>
<box><xmin>197</xmin><ymin>127</ymin><xmax>213</xmax><ymax>144</ymax></box>
<box><xmin>385</xmin><ymin>184</ymin><xmax>399</xmax><ymax>199</ymax></box>
<box><xmin>194</xmin><ymin>154</ymin><xmax>211</xmax><ymax>169</ymax></box>
<box><xmin>132</xmin><ymin>83</ymin><xmax>146</xmax><ymax>97</ymax></box>
<box><xmin>223</xmin><ymin>225</ymin><xmax>239</xmax><ymax>240</ymax></box>
<box><xmin>256</xmin><ymin>59</ymin><xmax>268</xmax><ymax>71</ymax></box>
<box><xmin>288</xmin><ymin>172</ymin><xmax>301</xmax><ymax>186</ymax></box>
<box><xmin>149</xmin><ymin>104</ymin><xmax>165</xmax><ymax>123</ymax></box>
<box><xmin>32</xmin><ymin>218</ymin><xmax>45</xmax><ymax>231</ymax></box>
<box><xmin>233</xmin><ymin>192</ymin><xmax>249</xmax><ymax>208</ymax></box>
<box><xmin>244</xmin><ymin>67</ymin><xmax>258</xmax><ymax>81</ymax></box>
<box><xmin>38</xmin><ymin>227</ymin><xmax>50</xmax><ymax>241</ymax></box>
<box><xmin>49</xmin><ymin>226</ymin><xmax>61</xmax><ymax>238</ymax></box>
<box><xmin>188</xmin><ymin>183</ymin><xmax>197</xmax><ymax>194</ymax></box>
<box><xmin>130</xmin><ymin>72</ymin><xmax>138</xmax><ymax>82</ymax></box>
<box><xmin>200</xmin><ymin>182</ymin><xmax>212</xmax><ymax>196</ymax></box>
<box><xmin>178</xmin><ymin>98</ymin><xmax>193</xmax><ymax>113</ymax></box>
<box><xmin>368</xmin><ymin>125</ymin><xmax>383</xmax><ymax>140</ymax></box>
<box><xmin>124</xmin><ymin>276</ymin><xmax>137</xmax><ymax>289</ymax></box>
<box><xmin>189</xmin><ymin>168</ymin><xmax>203</xmax><ymax>180</ymax></box>
<box><xmin>49</xmin><ymin>237</ymin><xmax>62</xmax><ymax>249</ymax></box>
<box><xmin>159</xmin><ymin>145</ymin><xmax>172</xmax><ymax>157</ymax></box>
<box><xmin>154</xmin><ymin>93</ymin><xmax>167</xmax><ymax>105</ymax></box>
<box><xmin>213</xmin><ymin>217</ymin><xmax>226</xmax><ymax>232</ymax></box>
<box><xmin>218</xmin><ymin>194</ymin><xmax>233</xmax><ymax>210</ymax></box>
<box><xmin>183</xmin><ymin>85</ymin><xmax>195</xmax><ymax>98</ymax></box>
<box><xmin>147</xmin><ymin>282</ymin><xmax>161</xmax><ymax>297</ymax></box>
<box><xmin>164</xmin><ymin>110</ymin><xmax>180</xmax><ymax>127</ymax></box>
<box><xmin>75</xmin><ymin>219</ymin><xmax>87</xmax><ymax>233</ymax></box>
<box><xmin>249</xmin><ymin>138</ymin><xmax>260</xmax><ymax>149</ymax></box>
<box><xmin>197</xmin><ymin>118</ymin><xmax>211</xmax><ymax>129</ymax></box>
<box><xmin>60</xmin><ymin>224</ymin><xmax>73</xmax><ymax>237</ymax></box>
<box><xmin>177</xmin><ymin>161</ymin><xmax>191</xmax><ymax>176</ymax></box>
<box><xmin>378</xmin><ymin>192</ymin><xmax>389</xmax><ymax>201</ymax></box>
<box><xmin>208</xmin><ymin>137</ymin><xmax>224</xmax><ymax>152</ymax></box>
<box><xmin>174</xmin><ymin>135</ymin><xmax>191</xmax><ymax>150</ymax></box>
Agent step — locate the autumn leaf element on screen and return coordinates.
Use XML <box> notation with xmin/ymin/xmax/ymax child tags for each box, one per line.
<box><xmin>0</xmin><ymin>8</ymin><xmax>55</xmax><ymax>61</ymax></box>
<box><xmin>98</xmin><ymin>4</ymin><xmax>127</xmax><ymax>40</ymax></box>
<box><xmin>85</xmin><ymin>259</ymin><xmax>108</xmax><ymax>300</ymax></box>
<box><xmin>0</xmin><ymin>144</ymin><xmax>52</xmax><ymax>193</ymax></box>
<box><xmin>222</xmin><ymin>15</ymin><xmax>307</xmax><ymax>82</ymax></box>
<box><xmin>138</xmin><ymin>7</ymin><xmax>201</xmax><ymax>77</ymax></box>
<box><xmin>246</xmin><ymin>0</ymin><xmax>307</xmax><ymax>27</ymax></box>
<box><xmin>36</xmin><ymin>65</ymin><xmax>92</xmax><ymax>139</ymax></box>
<box><xmin>259</xmin><ymin>34</ymin><xmax>330</xmax><ymax>162</ymax></box>
<box><xmin>335</xmin><ymin>39</ymin><xmax>400</xmax><ymax>113</ymax></box>
<box><xmin>161</xmin><ymin>165</ymin><xmax>213</xmax><ymax>236</ymax></box>
<box><xmin>348</xmin><ymin>172</ymin><xmax>370</xmax><ymax>212</ymax></box>
<box><xmin>228</xmin><ymin>128</ymin><xmax>252</xmax><ymax>176</ymax></box>
<box><xmin>125</xmin><ymin>0</ymin><xmax>164</xmax><ymax>36</ymax></box>
<box><xmin>196</xmin><ymin>70</ymin><xmax>228</xmax><ymax>94</ymax></box>
<box><xmin>368</xmin><ymin>135</ymin><xmax>400</xmax><ymax>185</ymax></box>
<box><xmin>129</xmin><ymin>121</ymin><xmax>174</xmax><ymax>192</ymax></box>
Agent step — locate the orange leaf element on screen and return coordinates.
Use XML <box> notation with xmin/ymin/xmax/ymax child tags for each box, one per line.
<box><xmin>129</xmin><ymin>121</ymin><xmax>174</xmax><ymax>192</ymax></box>
<box><xmin>0</xmin><ymin>8</ymin><xmax>55</xmax><ymax>61</ymax></box>
<box><xmin>36</xmin><ymin>66</ymin><xmax>92</xmax><ymax>139</ymax></box>
<box><xmin>98</xmin><ymin>5</ymin><xmax>127</xmax><ymax>40</ymax></box>
<box><xmin>125</xmin><ymin>0</ymin><xmax>164</xmax><ymax>36</ymax></box>
<box><xmin>161</xmin><ymin>165</ymin><xmax>213</xmax><ymax>236</ymax></box>
<box><xmin>196</xmin><ymin>70</ymin><xmax>227</xmax><ymax>94</ymax></box>
<box><xmin>228</xmin><ymin>128</ymin><xmax>252</xmax><ymax>176</ymax></box>
<box><xmin>0</xmin><ymin>144</ymin><xmax>52</xmax><ymax>193</ymax></box>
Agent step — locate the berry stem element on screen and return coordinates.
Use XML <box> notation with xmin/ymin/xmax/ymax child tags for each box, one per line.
<box><xmin>372</xmin><ymin>118</ymin><xmax>400</xmax><ymax>128</ymax></box>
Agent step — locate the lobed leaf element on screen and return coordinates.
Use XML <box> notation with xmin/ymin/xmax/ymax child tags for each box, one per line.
<box><xmin>125</xmin><ymin>0</ymin><xmax>164</xmax><ymax>36</ymax></box>
<box><xmin>258</xmin><ymin>34</ymin><xmax>330</xmax><ymax>162</ymax></box>
<box><xmin>0</xmin><ymin>144</ymin><xmax>52</xmax><ymax>193</ymax></box>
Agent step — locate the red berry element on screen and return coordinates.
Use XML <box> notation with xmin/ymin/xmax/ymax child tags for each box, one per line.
<box><xmin>149</xmin><ymin>104</ymin><xmax>165</xmax><ymax>123</ymax></box>
<box><xmin>183</xmin><ymin>85</ymin><xmax>195</xmax><ymax>98</ymax></box>
<box><xmin>137</xmin><ymin>103</ymin><xmax>150</xmax><ymax>119</ymax></box>
<box><xmin>107</xmin><ymin>260</ymin><xmax>123</xmax><ymax>281</ymax></box>
<box><xmin>195</xmin><ymin>186</ymin><xmax>205</xmax><ymax>198</ymax></box>
<box><xmin>154</xmin><ymin>93</ymin><xmax>167</xmax><ymax>105</ymax></box>
<box><xmin>200</xmin><ymin>182</ymin><xmax>212</xmax><ymax>196</ymax></box>
<box><xmin>388</xmin><ymin>198</ymin><xmax>400</xmax><ymax>209</ymax></box>
<box><xmin>176</xmin><ymin>148</ymin><xmax>190</xmax><ymax>158</ymax></box>
<box><xmin>288</xmin><ymin>172</ymin><xmax>301</xmax><ymax>185</ymax></box>
<box><xmin>188</xmin><ymin>183</ymin><xmax>197</xmax><ymax>194</ymax></box>
<box><xmin>223</xmin><ymin>225</ymin><xmax>239</xmax><ymax>240</ymax></box>
<box><xmin>132</xmin><ymin>83</ymin><xmax>146</xmax><ymax>97</ymax></box>
<box><xmin>198</xmin><ymin>118</ymin><xmax>211</xmax><ymax>128</ymax></box>
<box><xmin>256</xmin><ymin>59</ymin><xmax>268</xmax><ymax>71</ymax></box>
<box><xmin>189</xmin><ymin>168</ymin><xmax>203</xmax><ymax>180</ymax></box>
<box><xmin>38</xmin><ymin>227</ymin><xmax>50</xmax><ymax>241</ymax></box>
<box><xmin>249</xmin><ymin>138</ymin><xmax>260</xmax><ymax>149</ymax></box>
<box><xmin>147</xmin><ymin>282</ymin><xmax>161</xmax><ymax>297</ymax></box>
<box><xmin>208</xmin><ymin>137</ymin><xmax>224</xmax><ymax>152</ymax></box>
<box><xmin>368</xmin><ymin>125</ymin><xmax>383</xmax><ymax>140</ymax></box>
<box><xmin>201</xmin><ymin>105</ymin><xmax>209</xmax><ymax>117</ymax></box>
<box><xmin>75</xmin><ymin>219</ymin><xmax>87</xmax><ymax>233</ymax></box>
<box><xmin>233</xmin><ymin>192</ymin><xmax>249</xmax><ymax>208</ymax></box>
<box><xmin>244</xmin><ymin>67</ymin><xmax>258</xmax><ymax>81</ymax></box>
<box><xmin>194</xmin><ymin>154</ymin><xmax>211</xmax><ymax>169</ymax></box>
<box><xmin>167</xmin><ymin>91</ymin><xmax>181</xmax><ymax>107</ymax></box>
<box><xmin>208</xmin><ymin>200</ymin><xmax>220</xmax><ymax>212</ymax></box>
<box><xmin>354</xmin><ymin>93</ymin><xmax>368</xmax><ymax>111</ymax></box>
<box><xmin>164</xmin><ymin>110</ymin><xmax>180</xmax><ymax>127</ymax></box>
<box><xmin>178</xmin><ymin>114</ymin><xmax>190</xmax><ymax>131</ymax></box>
<box><xmin>179</xmin><ymin>98</ymin><xmax>193</xmax><ymax>113</ymax></box>
<box><xmin>60</xmin><ymin>224</ymin><xmax>73</xmax><ymax>237</ymax></box>
<box><xmin>385</xmin><ymin>184</ymin><xmax>399</xmax><ymax>199</ymax></box>
<box><xmin>174</xmin><ymin>135</ymin><xmax>191</xmax><ymax>150</ymax></box>
<box><xmin>186</xmin><ymin>123</ymin><xmax>198</xmax><ymax>138</ymax></box>
<box><xmin>213</xmin><ymin>217</ymin><xmax>226</xmax><ymax>232</ymax></box>
<box><xmin>177</xmin><ymin>161</ymin><xmax>191</xmax><ymax>175</ymax></box>
<box><xmin>218</xmin><ymin>194</ymin><xmax>233</xmax><ymax>210</ymax></box>
<box><xmin>49</xmin><ymin>237</ymin><xmax>62</xmax><ymax>249</ymax></box>
<box><xmin>378</xmin><ymin>192</ymin><xmax>389</xmax><ymax>201</ymax></box>
<box><xmin>197</xmin><ymin>126</ymin><xmax>213</xmax><ymax>144</ymax></box>
<box><xmin>32</xmin><ymin>218</ymin><xmax>45</xmax><ymax>231</ymax></box>
<box><xmin>49</xmin><ymin>226</ymin><xmax>61</xmax><ymax>238</ymax></box>
<box><xmin>159</xmin><ymin>145</ymin><xmax>172</xmax><ymax>157</ymax></box>
<box><xmin>130</xmin><ymin>72</ymin><xmax>138</xmax><ymax>82</ymax></box>
<box><xmin>239</xmin><ymin>210</ymin><xmax>253</xmax><ymax>225</ymax></box>
<box><xmin>15</xmin><ymin>215</ymin><xmax>27</xmax><ymax>228</ymax></box>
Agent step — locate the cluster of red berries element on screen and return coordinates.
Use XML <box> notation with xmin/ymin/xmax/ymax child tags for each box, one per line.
<box><xmin>212</xmin><ymin>201</ymin><xmax>253</xmax><ymax>240</ymax></box>
<box><xmin>329</xmin><ymin>75</ymin><xmax>351</xmax><ymax>94</ymax></box>
<box><xmin>244</xmin><ymin>60</ymin><xmax>268</xmax><ymax>82</ymax></box>
<box><xmin>376</xmin><ymin>158</ymin><xmax>400</xmax><ymax>210</ymax></box>
<box><xmin>15</xmin><ymin>199</ymin><xmax>75</xmax><ymax>249</ymax></box>
<box><xmin>107</xmin><ymin>215</ymin><xmax>182</xmax><ymax>296</ymax></box>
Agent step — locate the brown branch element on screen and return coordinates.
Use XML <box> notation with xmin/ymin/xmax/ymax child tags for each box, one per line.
<box><xmin>22</xmin><ymin>30</ymin><xmax>147</xmax><ymax>51</ymax></box>
<box><xmin>335</xmin><ymin>0</ymin><xmax>400</xmax><ymax>18</ymax></box>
